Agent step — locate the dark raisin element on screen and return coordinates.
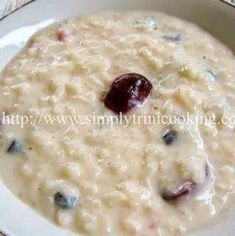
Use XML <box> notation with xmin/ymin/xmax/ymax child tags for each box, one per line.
<box><xmin>162</xmin><ymin>129</ymin><xmax>177</xmax><ymax>145</ymax></box>
<box><xmin>7</xmin><ymin>139</ymin><xmax>22</xmax><ymax>154</ymax></box>
<box><xmin>161</xmin><ymin>181</ymin><xmax>197</xmax><ymax>202</ymax></box>
<box><xmin>205</xmin><ymin>163</ymin><xmax>211</xmax><ymax>178</ymax></box>
<box><xmin>54</xmin><ymin>192</ymin><xmax>78</xmax><ymax>209</ymax></box>
<box><xmin>104</xmin><ymin>73</ymin><xmax>152</xmax><ymax>114</ymax></box>
<box><xmin>163</xmin><ymin>33</ymin><xmax>181</xmax><ymax>41</ymax></box>
<box><xmin>145</xmin><ymin>16</ymin><xmax>157</xmax><ymax>30</ymax></box>
<box><xmin>206</xmin><ymin>69</ymin><xmax>217</xmax><ymax>80</ymax></box>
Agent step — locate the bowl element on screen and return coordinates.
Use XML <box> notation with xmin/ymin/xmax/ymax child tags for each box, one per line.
<box><xmin>0</xmin><ymin>0</ymin><xmax>234</xmax><ymax>235</ymax></box>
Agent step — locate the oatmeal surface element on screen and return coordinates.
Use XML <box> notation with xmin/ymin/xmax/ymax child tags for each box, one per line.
<box><xmin>0</xmin><ymin>11</ymin><xmax>235</xmax><ymax>236</ymax></box>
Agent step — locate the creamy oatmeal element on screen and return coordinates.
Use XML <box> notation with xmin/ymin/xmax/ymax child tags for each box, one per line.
<box><xmin>0</xmin><ymin>11</ymin><xmax>235</xmax><ymax>236</ymax></box>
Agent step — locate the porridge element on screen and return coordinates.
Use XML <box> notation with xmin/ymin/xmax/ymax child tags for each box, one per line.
<box><xmin>0</xmin><ymin>11</ymin><xmax>235</xmax><ymax>236</ymax></box>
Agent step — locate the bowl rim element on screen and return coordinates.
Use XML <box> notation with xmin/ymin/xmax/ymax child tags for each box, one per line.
<box><xmin>0</xmin><ymin>1</ymin><xmax>235</xmax><ymax>236</ymax></box>
<box><xmin>1</xmin><ymin>0</ymin><xmax>235</xmax><ymax>22</ymax></box>
<box><xmin>0</xmin><ymin>0</ymin><xmax>36</xmax><ymax>21</ymax></box>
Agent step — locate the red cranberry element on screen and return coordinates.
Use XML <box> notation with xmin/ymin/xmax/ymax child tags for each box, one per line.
<box><xmin>161</xmin><ymin>181</ymin><xmax>197</xmax><ymax>202</ymax></box>
<box><xmin>104</xmin><ymin>73</ymin><xmax>152</xmax><ymax>113</ymax></box>
<box><xmin>56</xmin><ymin>29</ymin><xmax>70</xmax><ymax>42</ymax></box>
<box><xmin>161</xmin><ymin>163</ymin><xmax>211</xmax><ymax>202</ymax></box>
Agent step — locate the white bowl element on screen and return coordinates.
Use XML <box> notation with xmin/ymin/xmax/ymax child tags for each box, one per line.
<box><xmin>0</xmin><ymin>0</ymin><xmax>234</xmax><ymax>235</ymax></box>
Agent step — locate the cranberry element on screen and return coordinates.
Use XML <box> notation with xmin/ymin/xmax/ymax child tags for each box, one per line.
<box><xmin>104</xmin><ymin>73</ymin><xmax>152</xmax><ymax>113</ymax></box>
<box><xmin>161</xmin><ymin>163</ymin><xmax>211</xmax><ymax>202</ymax></box>
<box><xmin>205</xmin><ymin>163</ymin><xmax>210</xmax><ymax>177</ymax></box>
<box><xmin>206</xmin><ymin>69</ymin><xmax>217</xmax><ymax>80</ymax></box>
<box><xmin>56</xmin><ymin>29</ymin><xmax>70</xmax><ymax>42</ymax></box>
<box><xmin>161</xmin><ymin>181</ymin><xmax>197</xmax><ymax>202</ymax></box>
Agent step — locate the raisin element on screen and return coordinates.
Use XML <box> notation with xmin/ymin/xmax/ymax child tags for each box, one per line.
<box><xmin>104</xmin><ymin>73</ymin><xmax>152</xmax><ymax>114</ymax></box>
<box><xmin>162</xmin><ymin>129</ymin><xmax>177</xmax><ymax>145</ymax></box>
<box><xmin>54</xmin><ymin>192</ymin><xmax>78</xmax><ymax>209</ymax></box>
<box><xmin>206</xmin><ymin>69</ymin><xmax>217</xmax><ymax>80</ymax></box>
<box><xmin>7</xmin><ymin>139</ymin><xmax>22</xmax><ymax>154</ymax></box>
<box><xmin>163</xmin><ymin>32</ymin><xmax>181</xmax><ymax>41</ymax></box>
<box><xmin>56</xmin><ymin>29</ymin><xmax>70</xmax><ymax>42</ymax></box>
